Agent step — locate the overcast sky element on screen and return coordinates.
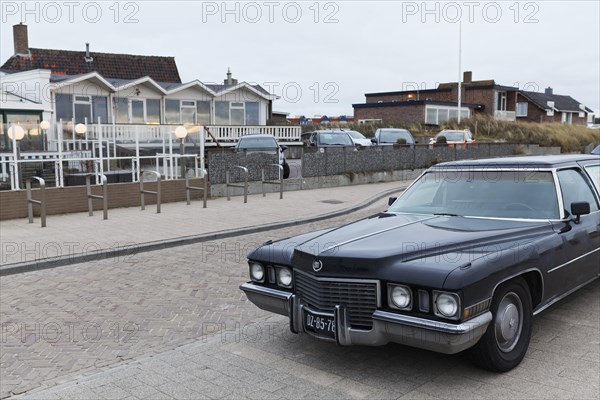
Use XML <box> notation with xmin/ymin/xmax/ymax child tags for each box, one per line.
<box><xmin>1</xmin><ymin>0</ymin><xmax>599</xmax><ymax>117</ymax></box>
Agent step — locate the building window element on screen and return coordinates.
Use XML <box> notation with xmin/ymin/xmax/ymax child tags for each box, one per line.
<box><xmin>425</xmin><ymin>106</ymin><xmax>470</xmax><ymax>125</ymax></box>
<box><xmin>56</xmin><ymin>94</ymin><xmax>73</xmax><ymax>121</ymax></box>
<box><xmin>215</xmin><ymin>101</ymin><xmax>230</xmax><ymax>124</ymax></box>
<box><xmin>92</xmin><ymin>96</ymin><xmax>109</xmax><ymax>123</ymax></box>
<box><xmin>230</xmin><ymin>102</ymin><xmax>245</xmax><ymax>125</ymax></box>
<box><xmin>496</xmin><ymin>91</ymin><xmax>507</xmax><ymax>111</ymax></box>
<box><xmin>74</xmin><ymin>95</ymin><xmax>92</xmax><ymax>124</ymax></box>
<box><xmin>426</xmin><ymin>108</ymin><xmax>437</xmax><ymax>124</ymax></box>
<box><xmin>181</xmin><ymin>101</ymin><xmax>196</xmax><ymax>125</ymax></box>
<box><xmin>197</xmin><ymin>101</ymin><xmax>211</xmax><ymax>125</ymax></box>
<box><xmin>165</xmin><ymin>99</ymin><xmax>180</xmax><ymax>124</ymax></box>
<box><xmin>516</xmin><ymin>102</ymin><xmax>528</xmax><ymax>117</ymax></box>
<box><xmin>114</xmin><ymin>98</ymin><xmax>129</xmax><ymax>124</ymax></box>
<box><xmin>130</xmin><ymin>99</ymin><xmax>145</xmax><ymax>124</ymax></box>
<box><xmin>146</xmin><ymin>99</ymin><xmax>161</xmax><ymax>124</ymax></box>
<box><xmin>561</xmin><ymin>112</ymin><xmax>572</xmax><ymax>124</ymax></box>
<box><xmin>245</xmin><ymin>102</ymin><xmax>259</xmax><ymax>125</ymax></box>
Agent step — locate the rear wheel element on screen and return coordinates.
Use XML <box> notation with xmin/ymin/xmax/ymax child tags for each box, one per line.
<box><xmin>470</xmin><ymin>277</ymin><xmax>532</xmax><ymax>372</ymax></box>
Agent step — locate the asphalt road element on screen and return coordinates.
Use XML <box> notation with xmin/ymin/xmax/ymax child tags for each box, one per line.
<box><xmin>1</xmin><ymin>200</ymin><xmax>598</xmax><ymax>399</ymax></box>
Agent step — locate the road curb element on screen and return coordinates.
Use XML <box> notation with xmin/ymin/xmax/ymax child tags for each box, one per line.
<box><xmin>0</xmin><ymin>185</ymin><xmax>408</xmax><ymax>276</ymax></box>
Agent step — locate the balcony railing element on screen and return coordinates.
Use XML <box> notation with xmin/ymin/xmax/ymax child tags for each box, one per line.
<box><xmin>78</xmin><ymin>124</ymin><xmax>302</xmax><ymax>145</ymax></box>
<box><xmin>494</xmin><ymin>110</ymin><xmax>516</xmax><ymax>121</ymax></box>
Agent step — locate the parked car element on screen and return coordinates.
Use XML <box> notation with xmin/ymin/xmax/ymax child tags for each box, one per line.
<box><xmin>371</xmin><ymin>128</ymin><xmax>416</xmax><ymax>146</ymax></box>
<box><xmin>235</xmin><ymin>134</ymin><xmax>290</xmax><ymax>178</ymax></box>
<box><xmin>429</xmin><ymin>129</ymin><xmax>475</xmax><ymax>148</ymax></box>
<box><xmin>345</xmin><ymin>130</ymin><xmax>372</xmax><ymax>147</ymax></box>
<box><xmin>304</xmin><ymin>130</ymin><xmax>355</xmax><ymax>149</ymax></box>
<box><xmin>241</xmin><ymin>155</ymin><xmax>600</xmax><ymax>372</ymax></box>
<box><xmin>591</xmin><ymin>144</ymin><xmax>600</xmax><ymax>155</ymax></box>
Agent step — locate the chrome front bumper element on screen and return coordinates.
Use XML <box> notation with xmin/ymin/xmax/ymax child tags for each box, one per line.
<box><xmin>240</xmin><ymin>282</ymin><xmax>492</xmax><ymax>354</ymax></box>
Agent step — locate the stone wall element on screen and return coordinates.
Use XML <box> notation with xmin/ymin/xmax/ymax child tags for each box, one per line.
<box><xmin>301</xmin><ymin>144</ymin><xmax>517</xmax><ymax>177</ymax></box>
<box><xmin>208</xmin><ymin>149</ymin><xmax>279</xmax><ymax>184</ymax></box>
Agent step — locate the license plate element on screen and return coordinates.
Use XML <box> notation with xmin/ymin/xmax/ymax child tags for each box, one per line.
<box><xmin>304</xmin><ymin>308</ymin><xmax>336</xmax><ymax>340</ymax></box>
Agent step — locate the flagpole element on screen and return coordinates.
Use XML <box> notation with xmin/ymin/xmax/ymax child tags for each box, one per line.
<box><xmin>457</xmin><ymin>20</ymin><xmax>462</xmax><ymax>123</ymax></box>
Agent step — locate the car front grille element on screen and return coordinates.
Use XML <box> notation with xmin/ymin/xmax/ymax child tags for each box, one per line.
<box><xmin>294</xmin><ymin>271</ymin><xmax>379</xmax><ymax>329</ymax></box>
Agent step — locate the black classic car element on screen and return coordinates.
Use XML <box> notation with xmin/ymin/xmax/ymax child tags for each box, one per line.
<box><xmin>240</xmin><ymin>155</ymin><xmax>600</xmax><ymax>371</ymax></box>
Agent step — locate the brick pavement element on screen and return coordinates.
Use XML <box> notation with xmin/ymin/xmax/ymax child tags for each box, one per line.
<box><xmin>1</xmin><ymin>179</ymin><xmax>599</xmax><ymax>399</ymax></box>
<box><xmin>18</xmin><ymin>281</ymin><xmax>600</xmax><ymax>400</ymax></box>
<box><xmin>1</xmin><ymin>201</ymin><xmax>386</xmax><ymax>398</ymax></box>
<box><xmin>0</xmin><ymin>179</ymin><xmax>417</xmax><ymax>270</ymax></box>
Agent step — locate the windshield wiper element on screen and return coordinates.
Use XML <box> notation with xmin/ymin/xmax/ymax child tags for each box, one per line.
<box><xmin>433</xmin><ymin>213</ymin><xmax>461</xmax><ymax>217</ymax></box>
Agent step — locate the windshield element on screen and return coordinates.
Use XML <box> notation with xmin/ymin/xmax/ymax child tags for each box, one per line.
<box><xmin>319</xmin><ymin>132</ymin><xmax>353</xmax><ymax>145</ymax></box>
<box><xmin>380</xmin><ymin>130</ymin><xmax>413</xmax><ymax>143</ymax></box>
<box><xmin>237</xmin><ymin>136</ymin><xmax>278</xmax><ymax>149</ymax></box>
<box><xmin>347</xmin><ymin>131</ymin><xmax>366</xmax><ymax>140</ymax></box>
<box><xmin>389</xmin><ymin>170</ymin><xmax>560</xmax><ymax>219</ymax></box>
<box><xmin>438</xmin><ymin>131</ymin><xmax>466</xmax><ymax>141</ymax></box>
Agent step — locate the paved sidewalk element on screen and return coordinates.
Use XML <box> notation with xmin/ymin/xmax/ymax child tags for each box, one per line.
<box><xmin>0</xmin><ymin>179</ymin><xmax>415</xmax><ymax>274</ymax></box>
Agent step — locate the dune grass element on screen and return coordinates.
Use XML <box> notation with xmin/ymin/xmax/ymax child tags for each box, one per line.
<box><xmin>303</xmin><ymin>115</ymin><xmax>600</xmax><ymax>153</ymax></box>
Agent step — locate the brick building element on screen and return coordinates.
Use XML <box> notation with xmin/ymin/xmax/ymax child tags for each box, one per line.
<box><xmin>353</xmin><ymin>71</ymin><xmax>592</xmax><ymax>125</ymax></box>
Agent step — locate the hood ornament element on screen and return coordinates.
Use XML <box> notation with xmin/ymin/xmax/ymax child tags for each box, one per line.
<box><xmin>312</xmin><ymin>260</ymin><xmax>323</xmax><ymax>272</ymax></box>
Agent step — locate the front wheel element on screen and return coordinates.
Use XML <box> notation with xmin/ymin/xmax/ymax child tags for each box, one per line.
<box><xmin>470</xmin><ymin>277</ymin><xmax>532</xmax><ymax>372</ymax></box>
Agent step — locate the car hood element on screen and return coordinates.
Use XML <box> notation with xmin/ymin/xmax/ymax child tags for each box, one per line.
<box><xmin>285</xmin><ymin>213</ymin><xmax>554</xmax><ymax>287</ymax></box>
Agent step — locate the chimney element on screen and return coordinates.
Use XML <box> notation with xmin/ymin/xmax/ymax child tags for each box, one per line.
<box><xmin>545</xmin><ymin>87</ymin><xmax>553</xmax><ymax>95</ymax></box>
<box><xmin>13</xmin><ymin>23</ymin><xmax>29</xmax><ymax>55</ymax></box>
<box><xmin>463</xmin><ymin>71</ymin><xmax>472</xmax><ymax>84</ymax></box>
<box><xmin>224</xmin><ymin>67</ymin><xmax>238</xmax><ymax>85</ymax></box>
<box><xmin>84</xmin><ymin>43</ymin><xmax>93</xmax><ymax>62</ymax></box>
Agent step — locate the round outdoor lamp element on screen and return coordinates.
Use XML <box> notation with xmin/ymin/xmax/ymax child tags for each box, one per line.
<box><xmin>174</xmin><ymin>126</ymin><xmax>188</xmax><ymax>139</ymax></box>
<box><xmin>7</xmin><ymin>125</ymin><xmax>25</xmax><ymax>189</ymax></box>
<box><xmin>40</xmin><ymin>120</ymin><xmax>50</xmax><ymax>151</ymax></box>
<box><xmin>7</xmin><ymin>125</ymin><xmax>25</xmax><ymax>141</ymax></box>
<box><xmin>75</xmin><ymin>123</ymin><xmax>87</xmax><ymax>135</ymax></box>
<box><xmin>175</xmin><ymin>126</ymin><xmax>188</xmax><ymax>178</ymax></box>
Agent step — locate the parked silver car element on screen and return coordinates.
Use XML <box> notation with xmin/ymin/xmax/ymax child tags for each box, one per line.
<box><xmin>235</xmin><ymin>134</ymin><xmax>290</xmax><ymax>178</ymax></box>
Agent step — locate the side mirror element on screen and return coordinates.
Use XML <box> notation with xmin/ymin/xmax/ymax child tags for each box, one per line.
<box><xmin>371</xmin><ymin>138</ymin><xmax>377</xmax><ymax>144</ymax></box>
<box><xmin>388</xmin><ymin>197</ymin><xmax>397</xmax><ymax>206</ymax></box>
<box><xmin>571</xmin><ymin>202</ymin><xmax>590</xmax><ymax>224</ymax></box>
<box><xmin>310</xmin><ymin>142</ymin><xmax>316</xmax><ymax>147</ymax></box>
<box><xmin>414</xmin><ymin>140</ymin><xmax>419</xmax><ymax>144</ymax></box>
<box><xmin>280</xmin><ymin>145</ymin><xmax>288</xmax><ymax>152</ymax></box>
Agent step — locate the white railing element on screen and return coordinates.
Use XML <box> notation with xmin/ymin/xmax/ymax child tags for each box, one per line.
<box><xmin>494</xmin><ymin>110</ymin><xmax>516</xmax><ymax>121</ymax></box>
<box><xmin>82</xmin><ymin>124</ymin><xmax>302</xmax><ymax>144</ymax></box>
<box><xmin>0</xmin><ymin>151</ymin><xmax>200</xmax><ymax>190</ymax></box>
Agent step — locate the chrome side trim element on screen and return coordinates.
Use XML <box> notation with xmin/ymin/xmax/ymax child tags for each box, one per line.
<box><xmin>491</xmin><ymin>267</ymin><xmax>545</xmax><ymax>306</ymax></box>
<box><xmin>547</xmin><ymin>248</ymin><xmax>600</xmax><ymax>273</ymax></box>
<box><xmin>372</xmin><ymin>310</ymin><xmax>492</xmax><ymax>335</ymax></box>
<box><xmin>533</xmin><ymin>275</ymin><xmax>599</xmax><ymax>315</ymax></box>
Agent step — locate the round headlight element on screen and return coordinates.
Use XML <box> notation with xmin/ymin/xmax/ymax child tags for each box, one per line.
<box><xmin>390</xmin><ymin>286</ymin><xmax>411</xmax><ymax>309</ymax></box>
<box><xmin>436</xmin><ymin>293</ymin><xmax>459</xmax><ymax>317</ymax></box>
<box><xmin>250</xmin><ymin>263</ymin><xmax>264</xmax><ymax>282</ymax></box>
<box><xmin>277</xmin><ymin>268</ymin><xmax>292</xmax><ymax>287</ymax></box>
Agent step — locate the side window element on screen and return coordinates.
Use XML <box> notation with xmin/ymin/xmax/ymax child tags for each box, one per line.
<box><xmin>557</xmin><ymin>169</ymin><xmax>600</xmax><ymax>216</ymax></box>
<box><xmin>583</xmin><ymin>165</ymin><xmax>600</xmax><ymax>194</ymax></box>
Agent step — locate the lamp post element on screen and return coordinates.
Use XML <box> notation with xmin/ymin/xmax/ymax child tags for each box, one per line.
<box><xmin>174</xmin><ymin>126</ymin><xmax>188</xmax><ymax>179</ymax></box>
<box><xmin>40</xmin><ymin>120</ymin><xmax>50</xmax><ymax>151</ymax></box>
<box><xmin>8</xmin><ymin>124</ymin><xmax>25</xmax><ymax>189</ymax></box>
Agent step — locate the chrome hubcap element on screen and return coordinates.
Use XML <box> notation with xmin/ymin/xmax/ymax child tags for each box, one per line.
<box><xmin>495</xmin><ymin>292</ymin><xmax>523</xmax><ymax>353</ymax></box>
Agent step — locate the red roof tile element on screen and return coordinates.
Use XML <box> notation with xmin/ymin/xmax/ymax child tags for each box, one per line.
<box><xmin>1</xmin><ymin>48</ymin><xmax>181</xmax><ymax>83</ymax></box>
